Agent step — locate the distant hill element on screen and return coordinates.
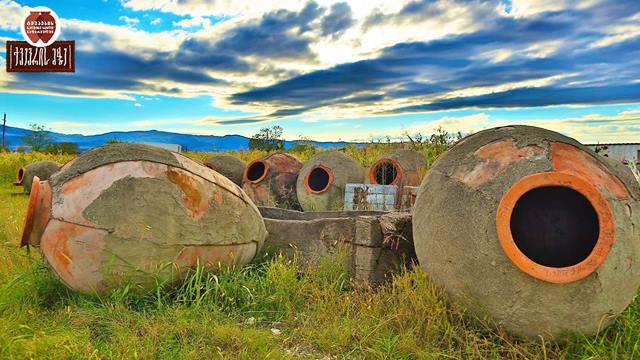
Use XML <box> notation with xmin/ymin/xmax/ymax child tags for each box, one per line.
<box><xmin>1</xmin><ymin>126</ymin><xmax>358</xmax><ymax>152</ymax></box>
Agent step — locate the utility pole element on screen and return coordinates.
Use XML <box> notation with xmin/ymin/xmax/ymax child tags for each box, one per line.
<box><xmin>1</xmin><ymin>113</ymin><xmax>5</xmax><ymax>151</ymax></box>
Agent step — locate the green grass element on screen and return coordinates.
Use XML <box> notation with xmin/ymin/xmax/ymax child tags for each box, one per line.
<box><xmin>0</xmin><ymin>152</ymin><xmax>639</xmax><ymax>359</ymax></box>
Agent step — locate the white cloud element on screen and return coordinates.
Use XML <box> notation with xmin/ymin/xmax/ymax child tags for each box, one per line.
<box><xmin>173</xmin><ymin>16</ymin><xmax>210</xmax><ymax>28</ymax></box>
<box><xmin>507</xmin><ymin>0</ymin><xmax>576</xmax><ymax>17</ymax></box>
<box><xmin>120</xmin><ymin>0</ymin><xmax>488</xmax><ymax>69</ymax></box>
<box><xmin>0</xmin><ymin>0</ymin><xmax>28</xmax><ymax>30</ymax></box>
<box><xmin>123</xmin><ymin>0</ymin><xmax>325</xmax><ymax>17</ymax></box>
<box><xmin>0</xmin><ymin>56</ymin><xmax>11</xmax><ymax>88</ymax></box>
<box><xmin>486</xmin><ymin>109</ymin><xmax>640</xmax><ymax>143</ymax></box>
<box><xmin>64</xmin><ymin>19</ymin><xmax>187</xmax><ymax>54</ymax></box>
<box><xmin>445</xmin><ymin>74</ymin><xmax>572</xmax><ymax>99</ymax></box>
<box><xmin>620</xmin><ymin>109</ymin><xmax>640</xmax><ymax>116</ymax></box>
<box><xmin>406</xmin><ymin>113</ymin><xmax>491</xmax><ymax>135</ymax></box>
<box><xmin>292</xmin><ymin>108</ymin><xmax>640</xmax><ymax>143</ymax></box>
<box><xmin>117</xmin><ymin>106</ymin><xmax>640</xmax><ymax>143</ymax></box>
<box><xmin>119</xmin><ymin>15</ymin><xmax>140</xmax><ymax>26</ymax></box>
<box><xmin>0</xmin><ymin>0</ymin><xmax>636</xmax><ymax>141</ymax></box>
<box><xmin>589</xmin><ymin>23</ymin><xmax>640</xmax><ymax>49</ymax></box>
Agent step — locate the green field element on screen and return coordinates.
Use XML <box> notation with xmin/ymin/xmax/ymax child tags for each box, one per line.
<box><xmin>0</xmin><ymin>151</ymin><xmax>639</xmax><ymax>359</ymax></box>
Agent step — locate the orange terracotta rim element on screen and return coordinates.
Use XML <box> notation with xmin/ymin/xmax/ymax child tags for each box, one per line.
<box><xmin>20</xmin><ymin>177</ymin><xmax>52</xmax><ymax>248</ymax></box>
<box><xmin>496</xmin><ymin>171</ymin><xmax>614</xmax><ymax>284</ymax></box>
<box><xmin>14</xmin><ymin>167</ymin><xmax>25</xmax><ymax>186</ymax></box>
<box><xmin>304</xmin><ymin>164</ymin><xmax>334</xmax><ymax>194</ymax></box>
<box><xmin>368</xmin><ymin>158</ymin><xmax>402</xmax><ymax>185</ymax></box>
<box><xmin>243</xmin><ymin>159</ymin><xmax>269</xmax><ymax>184</ymax></box>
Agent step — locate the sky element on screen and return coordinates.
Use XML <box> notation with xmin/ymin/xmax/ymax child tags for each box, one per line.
<box><xmin>1</xmin><ymin>0</ymin><xmax>640</xmax><ymax>143</ymax></box>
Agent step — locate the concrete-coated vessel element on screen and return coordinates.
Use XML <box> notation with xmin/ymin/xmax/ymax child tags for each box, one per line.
<box><xmin>21</xmin><ymin>143</ymin><xmax>267</xmax><ymax>294</ymax></box>
<box><xmin>413</xmin><ymin>125</ymin><xmax>640</xmax><ymax>340</ymax></box>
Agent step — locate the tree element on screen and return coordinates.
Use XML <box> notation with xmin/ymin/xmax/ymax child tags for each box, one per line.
<box><xmin>248</xmin><ymin>126</ymin><xmax>285</xmax><ymax>151</ymax></box>
<box><xmin>23</xmin><ymin>123</ymin><xmax>52</xmax><ymax>152</ymax></box>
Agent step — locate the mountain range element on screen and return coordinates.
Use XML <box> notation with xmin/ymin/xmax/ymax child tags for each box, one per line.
<box><xmin>1</xmin><ymin>125</ymin><xmax>356</xmax><ymax>152</ymax></box>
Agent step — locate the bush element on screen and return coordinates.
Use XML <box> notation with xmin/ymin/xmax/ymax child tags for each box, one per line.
<box><xmin>44</xmin><ymin>142</ymin><xmax>78</xmax><ymax>155</ymax></box>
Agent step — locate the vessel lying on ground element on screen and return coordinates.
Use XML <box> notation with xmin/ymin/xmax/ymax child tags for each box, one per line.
<box><xmin>21</xmin><ymin>143</ymin><xmax>266</xmax><ymax>294</ymax></box>
<box><xmin>412</xmin><ymin>125</ymin><xmax>640</xmax><ymax>340</ymax></box>
<box><xmin>14</xmin><ymin>160</ymin><xmax>60</xmax><ymax>194</ymax></box>
<box><xmin>18</xmin><ymin>125</ymin><xmax>639</xmax><ymax>342</ymax></box>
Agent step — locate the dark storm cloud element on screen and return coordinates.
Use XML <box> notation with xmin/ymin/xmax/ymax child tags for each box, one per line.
<box><xmin>362</xmin><ymin>9</ymin><xmax>384</xmax><ymax>31</ymax></box>
<box><xmin>321</xmin><ymin>2</ymin><xmax>354</xmax><ymax>38</ymax></box>
<box><xmin>171</xmin><ymin>0</ymin><xmax>327</xmax><ymax>69</ymax></box>
<box><xmin>10</xmin><ymin>0</ymin><xmax>640</xmax><ymax>117</ymax></box>
<box><xmin>211</xmin><ymin>1</ymin><xmax>325</xmax><ymax>59</ymax></box>
<box><xmin>230</xmin><ymin>0</ymin><xmax>640</xmax><ymax>118</ymax></box>
<box><xmin>392</xmin><ymin>84</ymin><xmax>640</xmax><ymax>113</ymax></box>
<box><xmin>212</xmin><ymin>106</ymin><xmax>320</xmax><ymax>125</ymax></box>
<box><xmin>231</xmin><ymin>9</ymin><xmax>587</xmax><ymax>105</ymax></box>
<box><xmin>397</xmin><ymin>0</ymin><xmax>457</xmax><ymax>20</ymax></box>
<box><xmin>363</xmin><ymin>0</ymin><xmax>442</xmax><ymax>29</ymax></box>
<box><xmin>232</xmin><ymin>59</ymin><xmax>415</xmax><ymax>105</ymax></box>
<box><xmin>8</xmin><ymin>1</ymin><xmax>326</xmax><ymax>97</ymax></box>
<box><xmin>364</xmin><ymin>0</ymin><xmax>496</xmax><ymax>29</ymax></box>
<box><xmin>335</xmin><ymin>94</ymin><xmax>386</xmax><ymax>103</ymax></box>
<box><xmin>65</xmin><ymin>25</ymin><xmax>251</xmax><ymax>74</ymax></box>
<box><xmin>215</xmin><ymin>118</ymin><xmax>266</xmax><ymax>125</ymax></box>
<box><xmin>175</xmin><ymin>38</ymin><xmax>252</xmax><ymax>72</ymax></box>
<box><xmin>7</xmin><ymin>50</ymin><xmax>223</xmax><ymax>96</ymax></box>
<box><xmin>386</xmin><ymin>82</ymin><xmax>447</xmax><ymax>98</ymax></box>
<box><xmin>79</xmin><ymin>51</ymin><xmax>222</xmax><ymax>85</ymax></box>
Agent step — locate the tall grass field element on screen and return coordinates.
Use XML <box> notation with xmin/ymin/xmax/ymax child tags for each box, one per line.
<box><xmin>0</xmin><ymin>149</ymin><xmax>638</xmax><ymax>359</ymax></box>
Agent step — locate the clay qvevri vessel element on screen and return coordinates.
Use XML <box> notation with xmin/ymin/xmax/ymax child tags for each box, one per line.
<box><xmin>242</xmin><ymin>153</ymin><xmax>302</xmax><ymax>209</ymax></box>
<box><xmin>21</xmin><ymin>143</ymin><xmax>267</xmax><ymax>294</ymax></box>
<box><xmin>203</xmin><ymin>154</ymin><xmax>246</xmax><ymax>186</ymax></box>
<box><xmin>297</xmin><ymin>152</ymin><xmax>364</xmax><ymax>211</ymax></box>
<box><xmin>14</xmin><ymin>160</ymin><xmax>60</xmax><ymax>194</ymax></box>
<box><xmin>368</xmin><ymin>149</ymin><xmax>426</xmax><ymax>186</ymax></box>
<box><xmin>413</xmin><ymin>125</ymin><xmax>640</xmax><ymax>340</ymax></box>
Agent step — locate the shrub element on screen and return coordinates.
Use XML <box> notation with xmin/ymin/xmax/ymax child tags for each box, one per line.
<box><xmin>44</xmin><ymin>142</ymin><xmax>78</xmax><ymax>155</ymax></box>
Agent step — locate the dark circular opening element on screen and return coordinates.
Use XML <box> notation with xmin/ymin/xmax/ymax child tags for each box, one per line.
<box><xmin>246</xmin><ymin>161</ymin><xmax>266</xmax><ymax>182</ymax></box>
<box><xmin>16</xmin><ymin>168</ymin><xmax>25</xmax><ymax>183</ymax></box>
<box><xmin>510</xmin><ymin>186</ymin><xmax>599</xmax><ymax>268</ymax></box>
<box><xmin>374</xmin><ymin>161</ymin><xmax>398</xmax><ymax>185</ymax></box>
<box><xmin>307</xmin><ymin>167</ymin><xmax>331</xmax><ymax>193</ymax></box>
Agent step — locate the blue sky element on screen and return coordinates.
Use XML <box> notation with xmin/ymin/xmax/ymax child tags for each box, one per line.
<box><xmin>1</xmin><ymin>0</ymin><xmax>640</xmax><ymax>143</ymax></box>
